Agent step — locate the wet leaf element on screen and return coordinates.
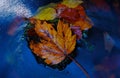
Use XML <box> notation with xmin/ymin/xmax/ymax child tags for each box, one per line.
<box><xmin>62</xmin><ymin>0</ymin><xmax>83</xmax><ymax>8</ymax></box>
<box><xmin>29</xmin><ymin>20</ymin><xmax>76</xmax><ymax>65</ymax></box>
<box><xmin>59</xmin><ymin>8</ymin><xmax>80</xmax><ymax>22</ymax></box>
<box><xmin>57</xmin><ymin>5</ymin><xmax>93</xmax><ymax>30</ymax></box>
<box><xmin>73</xmin><ymin>17</ymin><xmax>93</xmax><ymax>30</ymax></box>
<box><xmin>34</xmin><ymin>7</ymin><xmax>57</xmax><ymax>20</ymax></box>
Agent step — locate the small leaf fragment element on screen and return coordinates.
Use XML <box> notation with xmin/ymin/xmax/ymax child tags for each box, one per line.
<box><xmin>62</xmin><ymin>0</ymin><xmax>83</xmax><ymax>8</ymax></box>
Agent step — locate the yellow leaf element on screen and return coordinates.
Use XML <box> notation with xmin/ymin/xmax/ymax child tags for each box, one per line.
<box><xmin>29</xmin><ymin>20</ymin><xmax>76</xmax><ymax>65</ymax></box>
<box><xmin>34</xmin><ymin>7</ymin><xmax>56</xmax><ymax>20</ymax></box>
<box><xmin>62</xmin><ymin>0</ymin><xmax>83</xmax><ymax>8</ymax></box>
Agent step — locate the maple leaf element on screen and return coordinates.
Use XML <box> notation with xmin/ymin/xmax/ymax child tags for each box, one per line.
<box><xmin>29</xmin><ymin>20</ymin><xmax>76</xmax><ymax>65</ymax></box>
<box><xmin>25</xmin><ymin>18</ymin><xmax>91</xmax><ymax>78</ymax></box>
<box><xmin>24</xmin><ymin>0</ymin><xmax>93</xmax><ymax>77</ymax></box>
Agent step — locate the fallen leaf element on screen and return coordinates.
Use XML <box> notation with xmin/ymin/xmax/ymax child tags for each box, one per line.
<box><xmin>62</xmin><ymin>0</ymin><xmax>83</xmax><ymax>8</ymax></box>
<box><xmin>57</xmin><ymin>4</ymin><xmax>93</xmax><ymax>30</ymax></box>
<box><xmin>73</xmin><ymin>17</ymin><xmax>93</xmax><ymax>30</ymax></box>
<box><xmin>59</xmin><ymin>8</ymin><xmax>80</xmax><ymax>22</ymax></box>
<box><xmin>75</xmin><ymin>5</ymin><xmax>86</xmax><ymax>17</ymax></box>
<box><xmin>34</xmin><ymin>7</ymin><xmax>57</xmax><ymax>20</ymax></box>
<box><xmin>29</xmin><ymin>20</ymin><xmax>76</xmax><ymax>65</ymax></box>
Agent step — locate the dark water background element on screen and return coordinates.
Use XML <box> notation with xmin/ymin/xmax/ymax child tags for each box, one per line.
<box><xmin>0</xmin><ymin>0</ymin><xmax>120</xmax><ymax>78</ymax></box>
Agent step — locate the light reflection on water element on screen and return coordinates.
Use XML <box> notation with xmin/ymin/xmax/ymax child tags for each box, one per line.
<box><xmin>0</xmin><ymin>0</ymin><xmax>32</xmax><ymax>17</ymax></box>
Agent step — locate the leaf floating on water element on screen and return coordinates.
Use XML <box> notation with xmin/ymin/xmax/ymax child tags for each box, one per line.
<box><xmin>29</xmin><ymin>20</ymin><xmax>76</xmax><ymax>65</ymax></box>
<box><xmin>34</xmin><ymin>7</ymin><xmax>57</xmax><ymax>20</ymax></box>
<box><xmin>62</xmin><ymin>0</ymin><xmax>83</xmax><ymax>8</ymax></box>
<box><xmin>73</xmin><ymin>17</ymin><xmax>93</xmax><ymax>30</ymax></box>
<box><xmin>24</xmin><ymin>0</ymin><xmax>93</xmax><ymax>77</ymax></box>
<box><xmin>26</xmin><ymin>19</ymin><xmax>91</xmax><ymax>78</ymax></box>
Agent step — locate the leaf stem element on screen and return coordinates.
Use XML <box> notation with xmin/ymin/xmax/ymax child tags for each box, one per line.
<box><xmin>67</xmin><ymin>55</ymin><xmax>91</xmax><ymax>78</ymax></box>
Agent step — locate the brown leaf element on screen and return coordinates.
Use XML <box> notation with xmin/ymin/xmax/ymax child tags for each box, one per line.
<box><xmin>29</xmin><ymin>20</ymin><xmax>76</xmax><ymax>65</ymax></box>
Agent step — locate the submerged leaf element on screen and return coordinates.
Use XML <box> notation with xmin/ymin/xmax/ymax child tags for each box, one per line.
<box><xmin>104</xmin><ymin>32</ymin><xmax>115</xmax><ymax>52</ymax></box>
<box><xmin>29</xmin><ymin>20</ymin><xmax>76</xmax><ymax>65</ymax></box>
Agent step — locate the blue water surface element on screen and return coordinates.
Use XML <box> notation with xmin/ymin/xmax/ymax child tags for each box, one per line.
<box><xmin>0</xmin><ymin>0</ymin><xmax>120</xmax><ymax>78</ymax></box>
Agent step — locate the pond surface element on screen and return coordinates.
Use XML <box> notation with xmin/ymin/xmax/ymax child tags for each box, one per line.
<box><xmin>0</xmin><ymin>0</ymin><xmax>120</xmax><ymax>78</ymax></box>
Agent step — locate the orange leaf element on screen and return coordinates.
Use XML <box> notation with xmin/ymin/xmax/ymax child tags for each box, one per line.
<box><xmin>73</xmin><ymin>17</ymin><xmax>93</xmax><ymax>30</ymax></box>
<box><xmin>29</xmin><ymin>20</ymin><xmax>76</xmax><ymax>65</ymax></box>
